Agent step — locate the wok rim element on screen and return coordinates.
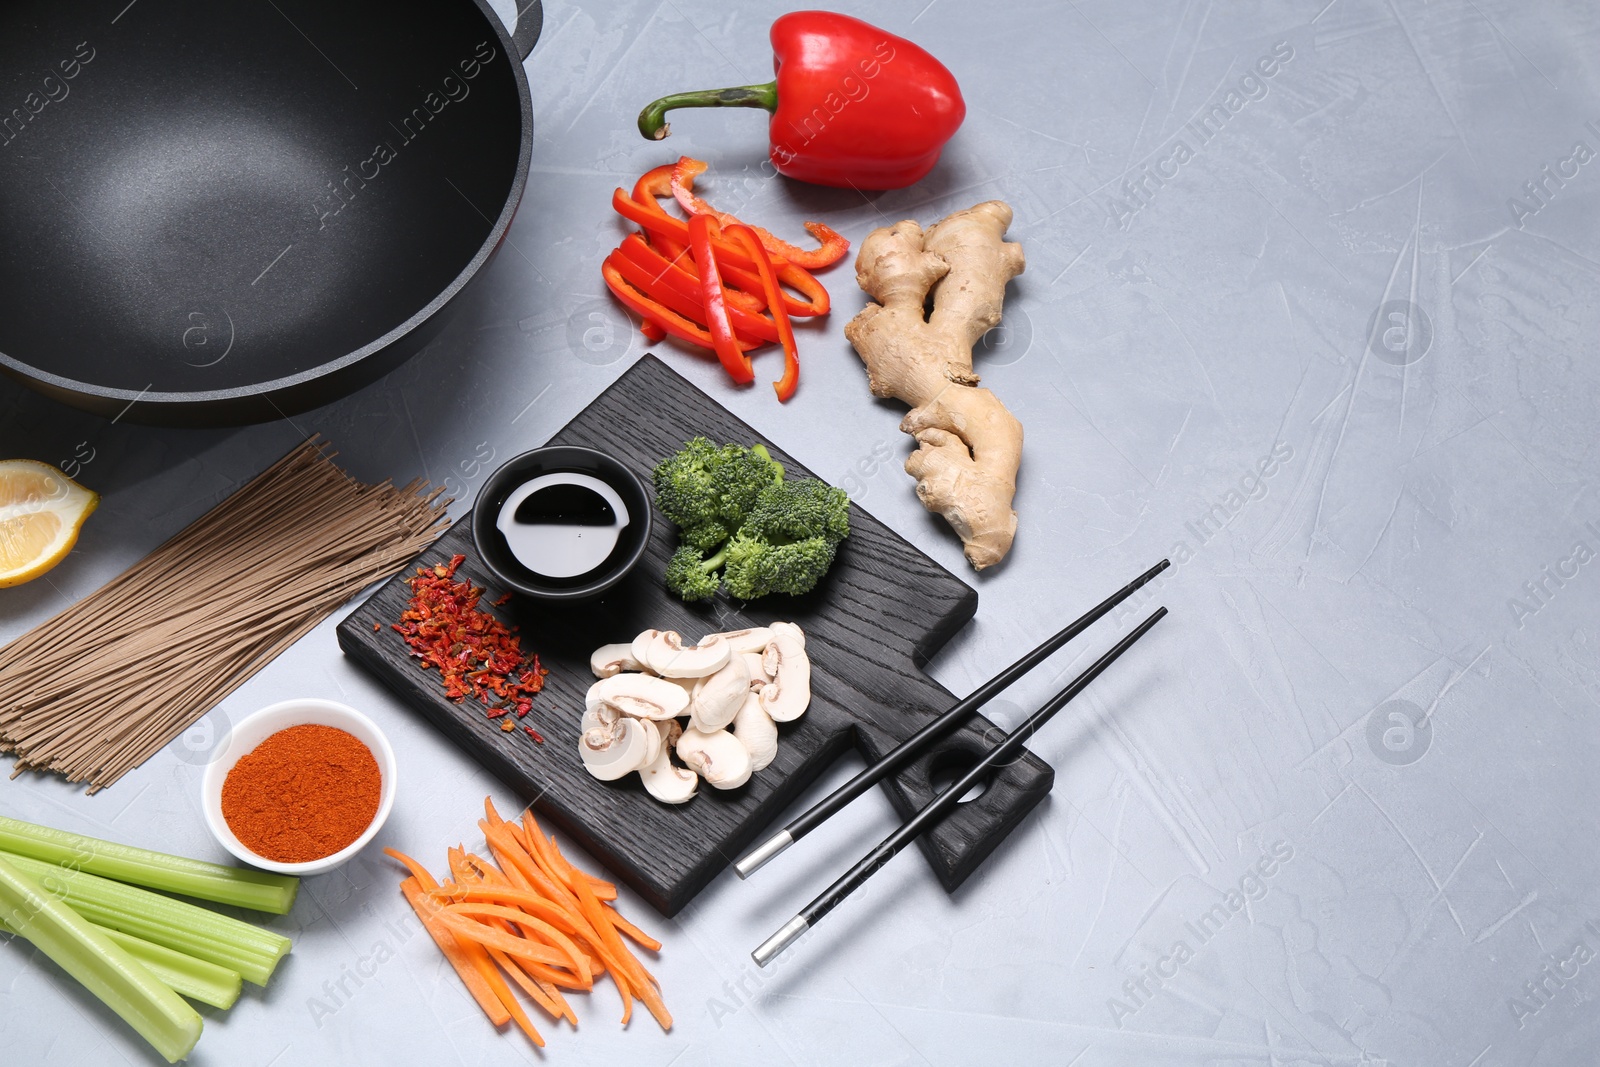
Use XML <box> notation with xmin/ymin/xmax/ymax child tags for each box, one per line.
<box><xmin>0</xmin><ymin>0</ymin><xmax>535</xmax><ymax>412</ymax></box>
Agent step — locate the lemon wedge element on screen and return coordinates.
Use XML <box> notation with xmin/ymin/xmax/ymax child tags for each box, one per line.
<box><xmin>0</xmin><ymin>460</ymin><xmax>99</xmax><ymax>587</ymax></box>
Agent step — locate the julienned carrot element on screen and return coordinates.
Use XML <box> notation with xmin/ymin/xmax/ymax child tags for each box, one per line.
<box><xmin>522</xmin><ymin>812</ymin><xmax>671</xmax><ymax>1030</ymax></box>
<box><xmin>504</xmin><ymin>815</ymin><xmax>638</xmax><ymax>1025</ymax></box>
<box><xmin>606</xmin><ymin>907</ymin><xmax>663</xmax><ymax>953</ymax></box>
<box><xmin>447</xmin><ymin>903</ymin><xmax>591</xmax><ymax>984</ymax></box>
<box><xmin>435</xmin><ymin>911</ymin><xmax>571</xmax><ymax>969</ymax></box>
<box><xmin>464</xmin><ymin>927</ymin><xmax>545</xmax><ymax>1048</ymax></box>
<box><xmin>497</xmin><ymin>821</ymin><xmax>620</xmax><ymax>970</ymax></box>
<box><xmin>448</xmin><ymin>844</ymin><xmax>592</xmax><ymax>1030</ymax></box>
<box><xmin>395</xmin><ymin>876</ymin><xmax>510</xmax><ymax>1028</ymax></box>
<box><xmin>429</xmin><ymin>883</ymin><xmax>581</xmax><ymax>936</ymax></box>
<box><xmin>394</xmin><ymin>800</ymin><xmax>672</xmax><ymax>1041</ymax></box>
<box><xmin>480</xmin><ymin>820</ymin><xmax>569</xmax><ymax>907</ymax></box>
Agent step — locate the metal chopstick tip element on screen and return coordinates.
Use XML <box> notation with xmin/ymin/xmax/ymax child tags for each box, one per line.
<box><xmin>734</xmin><ymin>829</ymin><xmax>793</xmax><ymax>879</ymax></box>
<box><xmin>751</xmin><ymin>915</ymin><xmax>810</xmax><ymax>968</ymax></box>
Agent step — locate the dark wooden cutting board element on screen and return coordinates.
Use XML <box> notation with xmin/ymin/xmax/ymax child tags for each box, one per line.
<box><xmin>337</xmin><ymin>355</ymin><xmax>1053</xmax><ymax>916</ymax></box>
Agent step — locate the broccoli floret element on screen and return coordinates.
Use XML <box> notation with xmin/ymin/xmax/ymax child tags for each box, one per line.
<box><xmin>664</xmin><ymin>542</ymin><xmax>726</xmax><ymax>602</ymax></box>
<box><xmin>652</xmin><ymin>438</ymin><xmax>783</xmax><ymax>547</ymax></box>
<box><xmin>742</xmin><ymin>479</ymin><xmax>851</xmax><ymax>545</ymax></box>
<box><xmin>711</xmin><ymin>442</ymin><xmax>784</xmax><ymax>529</ymax></box>
<box><xmin>652</xmin><ymin>437</ymin><xmax>725</xmax><ymax>534</ymax></box>
<box><xmin>655</xmin><ymin>438</ymin><xmax>846</xmax><ymax>603</ymax></box>
<box><xmin>722</xmin><ymin>532</ymin><xmax>839</xmax><ymax>600</ymax></box>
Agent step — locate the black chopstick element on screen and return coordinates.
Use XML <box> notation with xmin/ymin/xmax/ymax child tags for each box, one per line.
<box><xmin>750</xmin><ymin>605</ymin><xmax>1167</xmax><ymax>967</ymax></box>
<box><xmin>733</xmin><ymin>559</ymin><xmax>1170</xmax><ymax>879</ymax></box>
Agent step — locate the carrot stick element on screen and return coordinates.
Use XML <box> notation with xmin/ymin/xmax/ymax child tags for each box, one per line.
<box><xmin>604</xmin><ymin>905</ymin><xmax>663</xmax><ymax>953</ymax></box>
<box><xmin>520</xmin><ymin>813</ymin><xmax>668</xmax><ymax>1030</ymax></box>
<box><xmin>480</xmin><ymin>820</ymin><xmax>572</xmax><ymax>907</ymax></box>
<box><xmin>428</xmin><ymin>884</ymin><xmax>581</xmax><ymax>936</ymax></box>
<box><xmin>434</xmin><ymin>912</ymin><xmax>573</xmax><ymax>970</ymax></box>
<box><xmin>488</xmin><ymin>944</ymin><xmax>567</xmax><ymax>1021</ymax></box>
<box><xmin>484</xmin><ymin>840</ymin><xmax>536</xmax><ymax>892</ymax></box>
<box><xmin>534</xmin><ymin>976</ymin><xmax>578</xmax><ymax>1027</ymax></box>
<box><xmin>385</xmin><ymin>847</ymin><xmax>441</xmax><ymax>890</ymax></box>
<box><xmin>397</xmin><ymin>876</ymin><xmax>510</xmax><ymax>1027</ymax></box>
<box><xmin>570</xmin><ymin>871</ymin><xmax>670</xmax><ymax>1030</ymax></box>
<box><xmin>445</xmin><ymin>903</ymin><xmax>591</xmax><ymax>984</ymax></box>
<box><xmin>466</xmin><ymin>932</ymin><xmax>544</xmax><ymax>1047</ymax></box>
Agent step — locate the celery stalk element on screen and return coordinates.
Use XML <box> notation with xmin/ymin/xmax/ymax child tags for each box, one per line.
<box><xmin>2</xmin><ymin>852</ymin><xmax>290</xmax><ymax>986</ymax></box>
<box><xmin>99</xmin><ymin>927</ymin><xmax>243</xmax><ymax>1010</ymax></box>
<box><xmin>0</xmin><ymin>816</ymin><xmax>298</xmax><ymax>914</ymax></box>
<box><xmin>0</xmin><ymin>852</ymin><xmax>203</xmax><ymax>1063</ymax></box>
<box><xmin>1</xmin><ymin>911</ymin><xmax>243</xmax><ymax>1010</ymax></box>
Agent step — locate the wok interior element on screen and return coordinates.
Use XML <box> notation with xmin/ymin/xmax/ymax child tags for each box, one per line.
<box><xmin>0</xmin><ymin>0</ymin><xmax>523</xmax><ymax>394</ymax></box>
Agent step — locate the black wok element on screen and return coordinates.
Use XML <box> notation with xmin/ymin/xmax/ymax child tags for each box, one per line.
<box><xmin>0</xmin><ymin>0</ymin><xmax>541</xmax><ymax>425</ymax></box>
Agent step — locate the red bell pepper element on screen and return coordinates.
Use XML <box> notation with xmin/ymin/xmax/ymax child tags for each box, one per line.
<box><xmin>637</xmin><ymin>11</ymin><xmax>965</xmax><ymax>190</ymax></box>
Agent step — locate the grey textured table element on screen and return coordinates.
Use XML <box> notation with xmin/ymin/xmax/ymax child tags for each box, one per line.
<box><xmin>3</xmin><ymin>1</ymin><xmax>1598</xmax><ymax>1064</ymax></box>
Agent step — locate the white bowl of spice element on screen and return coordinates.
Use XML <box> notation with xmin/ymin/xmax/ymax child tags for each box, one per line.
<box><xmin>201</xmin><ymin>698</ymin><xmax>397</xmax><ymax>876</ymax></box>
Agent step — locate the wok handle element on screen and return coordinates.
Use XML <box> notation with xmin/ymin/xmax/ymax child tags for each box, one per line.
<box><xmin>511</xmin><ymin>0</ymin><xmax>543</xmax><ymax>61</ymax></box>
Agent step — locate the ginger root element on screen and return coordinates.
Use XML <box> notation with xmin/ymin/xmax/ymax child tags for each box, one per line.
<box><xmin>843</xmin><ymin>201</ymin><xmax>1025</xmax><ymax>570</ymax></box>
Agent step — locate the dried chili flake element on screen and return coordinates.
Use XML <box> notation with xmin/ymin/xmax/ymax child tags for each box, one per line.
<box><xmin>391</xmin><ymin>555</ymin><xmax>550</xmax><ymax>732</ymax></box>
<box><xmin>500</xmin><ymin>719</ymin><xmax>516</xmax><ymax>733</ymax></box>
<box><xmin>524</xmin><ymin>726</ymin><xmax>545</xmax><ymax>743</ymax></box>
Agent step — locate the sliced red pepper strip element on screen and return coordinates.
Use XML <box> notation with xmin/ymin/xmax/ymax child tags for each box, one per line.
<box><xmin>671</xmin><ymin>157</ymin><xmax>849</xmax><ymax>269</ymax></box>
<box><xmin>612</xmin><ymin>187</ymin><xmax>831</xmax><ymax>317</ymax></box>
<box><xmin>601</xmin><ymin>255</ymin><xmax>732</xmax><ymax>352</ymax></box>
<box><xmin>688</xmin><ymin>214</ymin><xmax>755</xmax><ymax>385</ymax></box>
<box><xmin>640</xmin><ymin>318</ymin><xmax>666</xmax><ymax>343</ymax></box>
<box><xmin>624</xmin><ymin>233</ymin><xmax>767</xmax><ymax>315</ymax></box>
<box><xmin>608</xmin><ymin>246</ymin><xmax>768</xmax><ymax>347</ymax></box>
<box><xmin>615</xmin><ymin>234</ymin><xmax>779</xmax><ymax>343</ymax></box>
<box><xmin>727</xmin><ymin>223</ymin><xmax>800</xmax><ymax>402</ymax></box>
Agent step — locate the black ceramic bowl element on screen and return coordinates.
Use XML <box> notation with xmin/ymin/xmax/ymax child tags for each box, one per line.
<box><xmin>472</xmin><ymin>446</ymin><xmax>652</xmax><ymax>601</ymax></box>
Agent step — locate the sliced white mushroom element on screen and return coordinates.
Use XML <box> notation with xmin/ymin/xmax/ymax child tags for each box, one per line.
<box><xmin>706</xmin><ymin>626</ymin><xmax>773</xmax><ymax>654</ymax></box>
<box><xmin>769</xmin><ymin>621</ymin><xmax>806</xmax><ymax>649</ymax></box>
<box><xmin>731</xmin><ymin>691</ymin><xmax>778</xmax><ymax>771</ymax></box>
<box><xmin>590</xmin><ymin>642</ymin><xmax>644</xmax><ymax>679</ymax></box>
<box><xmin>676</xmin><ymin>727</ymin><xmax>753</xmax><ymax>789</ymax></box>
<box><xmin>758</xmin><ymin>631</ymin><xmax>811</xmax><ymax>722</ymax></box>
<box><xmin>579</xmin><ymin>702</ymin><xmax>621</xmax><ymax>735</ymax></box>
<box><xmin>642</xmin><ymin>630</ymin><xmax>731</xmax><ymax>678</ymax></box>
<box><xmin>637</xmin><ymin>717</ymin><xmax>664</xmax><ymax>766</ymax></box>
<box><xmin>688</xmin><ymin>654</ymin><xmax>751</xmax><ymax>733</ymax></box>
<box><xmin>639</xmin><ymin>721</ymin><xmax>698</xmax><ymax>804</ymax></box>
<box><xmin>586</xmin><ymin>674</ymin><xmax>690</xmax><ymax>720</ymax></box>
<box><xmin>742</xmin><ymin>651</ymin><xmax>771</xmax><ymax>689</ymax></box>
<box><xmin>630</xmin><ymin>629</ymin><xmax>662</xmax><ymax>670</ymax></box>
<box><xmin>579</xmin><ymin>717</ymin><xmax>657</xmax><ymax>781</ymax></box>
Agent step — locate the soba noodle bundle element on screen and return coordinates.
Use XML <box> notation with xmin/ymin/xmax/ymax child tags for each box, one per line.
<box><xmin>0</xmin><ymin>438</ymin><xmax>448</xmax><ymax>791</ymax></box>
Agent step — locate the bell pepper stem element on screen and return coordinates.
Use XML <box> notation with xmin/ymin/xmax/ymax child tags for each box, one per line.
<box><xmin>638</xmin><ymin>81</ymin><xmax>779</xmax><ymax>140</ymax></box>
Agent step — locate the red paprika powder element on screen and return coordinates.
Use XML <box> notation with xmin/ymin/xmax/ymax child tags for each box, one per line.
<box><xmin>221</xmin><ymin>724</ymin><xmax>381</xmax><ymax>863</ymax></box>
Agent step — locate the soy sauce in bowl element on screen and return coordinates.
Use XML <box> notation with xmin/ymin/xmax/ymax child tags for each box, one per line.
<box><xmin>472</xmin><ymin>447</ymin><xmax>652</xmax><ymax>601</ymax></box>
